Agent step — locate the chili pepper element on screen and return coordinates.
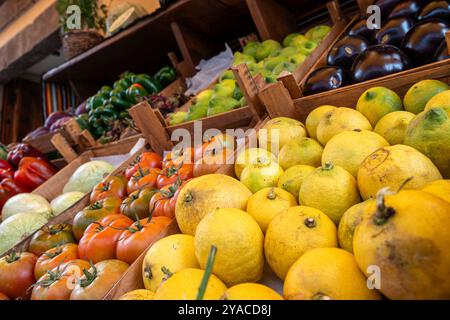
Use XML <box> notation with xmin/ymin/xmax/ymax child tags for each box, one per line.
<box><xmin>154</xmin><ymin>66</ymin><xmax>177</xmax><ymax>87</ymax></box>
<box><xmin>0</xmin><ymin>169</ymin><xmax>13</xmax><ymax>181</ymax></box>
<box><xmin>0</xmin><ymin>159</ymin><xmax>12</xmax><ymax>171</ymax></box>
<box><xmin>13</xmin><ymin>157</ymin><xmax>56</xmax><ymax>190</ymax></box>
<box><xmin>0</xmin><ymin>177</ymin><xmax>30</xmax><ymax>194</ymax></box>
<box><xmin>7</xmin><ymin>143</ymin><xmax>45</xmax><ymax>168</ymax></box>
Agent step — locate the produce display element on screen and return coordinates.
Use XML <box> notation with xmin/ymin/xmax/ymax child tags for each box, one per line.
<box><xmin>304</xmin><ymin>0</ymin><xmax>450</xmax><ymax>95</ymax></box>
<box><xmin>168</xmin><ymin>25</ymin><xmax>331</xmax><ymax>125</ymax></box>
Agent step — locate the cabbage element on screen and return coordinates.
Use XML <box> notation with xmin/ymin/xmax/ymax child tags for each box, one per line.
<box><xmin>50</xmin><ymin>192</ymin><xmax>85</xmax><ymax>216</ymax></box>
<box><xmin>0</xmin><ymin>212</ymin><xmax>48</xmax><ymax>255</ymax></box>
<box><xmin>63</xmin><ymin>160</ymin><xmax>114</xmax><ymax>194</ymax></box>
<box><xmin>1</xmin><ymin>193</ymin><xmax>52</xmax><ymax>222</ymax></box>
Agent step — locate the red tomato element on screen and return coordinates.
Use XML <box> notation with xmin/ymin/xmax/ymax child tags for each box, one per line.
<box><xmin>126</xmin><ymin>166</ymin><xmax>160</xmax><ymax>194</ymax></box>
<box><xmin>90</xmin><ymin>175</ymin><xmax>127</xmax><ymax>203</ymax></box>
<box><xmin>0</xmin><ymin>251</ymin><xmax>37</xmax><ymax>299</ymax></box>
<box><xmin>0</xmin><ymin>292</ymin><xmax>10</xmax><ymax>300</ymax></box>
<box><xmin>163</xmin><ymin>147</ymin><xmax>194</xmax><ymax>168</ymax></box>
<box><xmin>125</xmin><ymin>152</ymin><xmax>162</xmax><ymax>180</ymax></box>
<box><xmin>34</xmin><ymin>243</ymin><xmax>79</xmax><ymax>280</ymax></box>
<box><xmin>149</xmin><ymin>180</ymin><xmax>188</xmax><ymax>218</ymax></box>
<box><xmin>156</xmin><ymin>163</ymin><xmax>193</xmax><ymax>189</ymax></box>
<box><xmin>78</xmin><ymin>214</ymin><xmax>133</xmax><ymax>263</ymax></box>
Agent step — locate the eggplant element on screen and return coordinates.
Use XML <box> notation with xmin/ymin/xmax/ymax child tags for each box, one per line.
<box><xmin>75</xmin><ymin>102</ymin><xmax>87</xmax><ymax>115</ymax></box>
<box><xmin>388</xmin><ymin>0</ymin><xmax>423</xmax><ymax>20</ymax></box>
<box><xmin>348</xmin><ymin>18</ymin><xmax>375</xmax><ymax>42</ymax></box>
<box><xmin>303</xmin><ymin>66</ymin><xmax>351</xmax><ymax>95</ymax></box>
<box><xmin>351</xmin><ymin>44</ymin><xmax>412</xmax><ymax>83</ymax></box>
<box><xmin>44</xmin><ymin>111</ymin><xmax>72</xmax><ymax>129</ymax></box>
<box><xmin>402</xmin><ymin>19</ymin><xmax>450</xmax><ymax>65</ymax></box>
<box><xmin>418</xmin><ymin>1</ymin><xmax>450</xmax><ymax>22</ymax></box>
<box><xmin>49</xmin><ymin>117</ymin><xmax>73</xmax><ymax>133</ymax></box>
<box><xmin>374</xmin><ymin>0</ymin><xmax>404</xmax><ymax>20</ymax></box>
<box><xmin>374</xmin><ymin>17</ymin><xmax>415</xmax><ymax>47</ymax></box>
<box><xmin>327</xmin><ymin>36</ymin><xmax>370</xmax><ymax>69</ymax></box>
<box><xmin>434</xmin><ymin>40</ymin><xmax>450</xmax><ymax>61</ymax></box>
<box><xmin>24</xmin><ymin>126</ymin><xmax>49</xmax><ymax>140</ymax></box>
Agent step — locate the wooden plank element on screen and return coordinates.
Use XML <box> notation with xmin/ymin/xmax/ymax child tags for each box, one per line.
<box><xmin>50</xmin><ymin>133</ymin><xmax>78</xmax><ymax>163</ymax></box>
<box><xmin>446</xmin><ymin>31</ymin><xmax>450</xmax><ymax>55</ymax></box>
<box><xmin>278</xmin><ymin>72</ymin><xmax>302</xmax><ymax>99</ymax></box>
<box><xmin>232</xmin><ymin>64</ymin><xmax>265</xmax><ymax>119</ymax></box>
<box><xmin>326</xmin><ymin>0</ymin><xmax>343</xmax><ymax>24</ymax></box>
<box><xmin>356</xmin><ymin>0</ymin><xmax>374</xmax><ymax>15</ymax></box>
<box><xmin>0</xmin><ymin>0</ymin><xmax>35</xmax><ymax>32</ymax></box>
<box><xmin>258</xmin><ymin>81</ymin><xmax>300</xmax><ymax>120</ymax></box>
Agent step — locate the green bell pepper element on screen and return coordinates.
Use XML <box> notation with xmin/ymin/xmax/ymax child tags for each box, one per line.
<box><xmin>126</xmin><ymin>84</ymin><xmax>148</xmax><ymax>104</ymax></box>
<box><xmin>76</xmin><ymin>114</ymin><xmax>90</xmax><ymax>131</ymax></box>
<box><xmin>132</xmin><ymin>75</ymin><xmax>161</xmax><ymax>94</ymax></box>
<box><xmin>154</xmin><ymin>66</ymin><xmax>177</xmax><ymax>87</ymax></box>
<box><xmin>0</xmin><ymin>143</ymin><xmax>7</xmax><ymax>161</ymax></box>
<box><xmin>110</xmin><ymin>96</ymin><xmax>134</xmax><ymax>110</ymax></box>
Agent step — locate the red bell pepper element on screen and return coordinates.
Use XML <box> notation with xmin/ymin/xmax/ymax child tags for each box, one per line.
<box><xmin>0</xmin><ymin>159</ymin><xmax>12</xmax><ymax>171</ymax></box>
<box><xmin>7</xmin><ymin>143</ymin><xmax>45</xmax><ymax>167</ymax></box>
<box><xmin>0</xmin><ymin>186</ymin><xmax>15</xmax><ymax>211</ymax></box>
<box><xmin>0</xmin><ymin>178</ymin><xmax>30</xmax><ymax>194</ymax></box>
<box><xmin>0</xmin><ymin>169</ymin><xmax>13</xmax><ymax>181</ymax></box>
<box><xmin>13</xmin><ymin>157</ymin><xmax>56</xmax><ymax>190</ymax></box>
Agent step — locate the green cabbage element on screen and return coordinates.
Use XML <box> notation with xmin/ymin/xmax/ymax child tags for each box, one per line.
<box><xmin>50</xmin><ymin>192</ymin><xmax>85</xmax><ymax>216</ymax></box>
<box><xmin>63</xmin><ymin>160</ymin><xmax>114</xmax><ymax>194</ymax></box>
<box><xmin>1</xmin><ymin>193</ymin><xmax>52</xmax><ymax>222</ymax></box>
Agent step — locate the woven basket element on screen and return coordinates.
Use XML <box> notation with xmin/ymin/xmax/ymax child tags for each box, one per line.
<box><xmin>62</xmin><ymin>30</ymin><xmax>104</xmax><ymax>60</ymax></box>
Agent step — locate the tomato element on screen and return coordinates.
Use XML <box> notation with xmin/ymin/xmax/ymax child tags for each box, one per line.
<box><xmin>90</xmin><ymin>175</ymin><xmax>127</xmax><ymax>203</ymax></box>
<box><xmin>29</xmin><ymin>224</ymin><xmax>76</xmax><ymax>257</ymax></box>
<box><xmin>0</xmin><ymin>292</ymin><xmax>9</xmax><ymax>300</ymax></box>
<box><xmin>120</xmin><ymin>187</ymin><xmax>156</xmax><ymax>221</ymax></box>
<box><xmin>156</xmin><ymin>163</ymin><xmax>193</xmax><ymax>189</ymax></box>
<box><xmin>78</xmin><ymin>214</ymin><xmax>133</xmax><ymax>264</ymax></box>
<box><xmin>149</xmin><ymin>180</ymin><xmax>187</xmax><ymax>218</ymax></box>
<box><xmin>193</xmin><ymin>147</ymin><xmax>231</xmax><ymax>177</ymax></box>
<box><xmin>0</xmin><ymin>251</ymin><xmax>37</xmax><ymax>299</ymax></box>
<box><xmin>34</xmin><ymin>243</ymin><xmax>79</xmax><ymax>280</ymax></box>
<box><xmin>116</xmin><ymin>216</ymin><xmax>172</xmax><ymax>264</ymax></box>
<box><xmin>125</xmin><ymin>152</ymin><xmax>162</xmax><ymax>180</ymax></box>
<box><xmin>194</xmin><ymin>133</ymin><xmax>235</xmax><ymax>160</ymax></box>
<box><xmin>163</xmin><ymin>146</ymin><xmax>194</xmax><ymax>168</ymax></box>
<box><xmin>126</xmin><ymin>166</ymin><xmax>161</xmax><ymax>194</ymax></box>
<box><xmin>31</xmin><ymin>259</ymin><xmax>91</xmax><ymax>300</ymax></box>
<box><xmin>70</xmin><ymin>259</ymin><xmax>129</xmax><ymax>300</ymax></box>
<box><xmin>72</xmin><ymin>197</ymin><xmax>122</xmax><ymax>241</ymax></box>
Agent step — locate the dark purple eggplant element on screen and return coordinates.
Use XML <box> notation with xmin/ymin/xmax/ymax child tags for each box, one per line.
<box><xmin>351</xmin><ymin>44</ymin><xmax>412</xmax><ymax>83</ymax></box>
<box><xmin>327</xmin><ymin>36</ymin><xmax>370</xmax><ymax>69</ymax></box>
<box><xmin>303</xmin><ymin>66</ymin><xmax>351</xmax><ymax>95</ymax></box>
<box><xmin>418</xmin><ymin>1</ymin><xmax>450</xmax><ymax>22</ymax></box>
<box><xmin>388</xmin><ymin>0</ymin><xmax>423</xmax><ymax>19</ymax></box>
<box><xmin>23</xmin><ymin>126</ymin><xmax>49</xmax><ymax>140</ymax></box>
<box><xmin>49</xmin><ymin>117</ymin><xmax>73</xmax><ymax>133</ymax></box>
<box><xmin>75</xmin><ymin>102</ymin><xmax>87</xmax><ymax>115</ymax></box>
<box><xmin>374</xmin><ymin>17</ymin><xmax>415</xmax><ymax>47</ymax></box>
<box><xmin>348</xmin><ymin>18</ymin><xmax>375</xmax><ymax>42</ymax></box>
<box><xmin>44</xmin><ymin>111</ymin><xmax>72</xmax><ymax>129</ymax></box>
<box><xmin>402</xmin><ymin>19</ymin><xmax>450</xmax><ymax>65</ymax></box>
<box><xmin>434</xmin><ymin>40</ymin><xmax>450</xmax><ymax>61</ymax></box>
<box><xmin>375</xmin><ymin>0</ymin><xmax>404</xmax><ymax>20</ymax></box>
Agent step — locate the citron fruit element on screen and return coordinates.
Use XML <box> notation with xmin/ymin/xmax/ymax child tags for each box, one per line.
<box><xmin>142</xmin><ymin>234</ymin><xmax>199</xmax><ymax>292</ymax></box>
<box><xmin>305</xmin><ymin>105</ymin><xmax>337</xmax><ymax>139</ymax></box>
<box><xmin>421</xmin><ymin>180</ymin><xmax>450</xmax><ymax>203</ymax></box>
<box><xmin>235</xmin><ymin>148</ymin><xmax>278</xmax><ymax>179</ymax></box>
<box><xmin>277</xmin><ymin>165</ymin><xmax>315</xmax><ymax>200</ymax></box>
<box><xmin>299</xmin><ymin>163</ymin><xmax>361</xmax><ymax>224</ymax></box>
<box><xmin>223</xmin><ymin>283</ymin><xmax>283</xmax><ymax>300</ymax></box>
<box><xmin>403</xmin><ymin>79</ymin><xmax>449</xmax><ymax>114</ymax></box>
<box><xmin>357</xmin><ymin>145</ymin><xmax>442</xmax><ymax>200</ymax></box>
<box><xmin>258</xmin><ymin>117</ymin><xmax>307</xmax><ymax>155</ymax></box>
<box><xmin>284</xmin><ymin>248</ymin><xmax>381</xmax><ymax>300</ymax></box>
<box><xmin>404</xmin><ymin>107</ymin><xmax>450</xmax><ymax>178</ymax></box>
<box><xmin>240</xmin><ymin>160</ymin><xmax>284</xmax><ymax>193</ymax></box>
<box><xmin>265</xmin><ymin>206</ymin><xmax>338</xmax><ymax>280</ymax></box>
<box><xmin>175</xmin><ymin>174</ymin><xmax>252</xmax><ymax>235</ymax></box>
<box><xmin>354</xmin><ymin>189</ymin><xmax>450</xmax><ymax>299</ymax></box>
<box><xmin>316</xmin><ymin>107</ymin><xmax>373</xmax><ymax>145</ymax></box>
<box><xmin>153</xmin><ymin>268</ymin><xmax>227</xmax><ymax>300</ymax></box>
<box><xmin>337</xmin><ymin>200</ymin><xmax>374</xmax><ymax>253</ymax></box>
<box><xmin>424</xmin><ymin>90</ymin><xmax>450</xmax><ymax>110</ymax></box>
<box><xmin>374</xmin><ymin>111</ymin><xmax>415</xmax><ymax>145</ymax></box>
<box><xmin>278</xmin><ymin>137</ymin><xmax>323</xmax><ymax>170</ymax></box>
<box><xmin>321</xmin><ymin>130</ymin><xmax>389</xmax><ymax>177</ymax></box>
<box><xmin>247</xmin><ymin>187</ymin><xmax>297</xmax><ymax>233</ymax></box>
<box><xmin>119</xmin><ymin>289</ymin><xmax>154</xmax><ymax>300</ymax></box>
<box><xmin>195</xmin><ymin>208</ymin><xmax>264</xmax><ymax>286</ymax></box>
<box><xmin>356</xmin><ymin>86</ymin><xmax>403</xmax><ymax>127</ymax></box>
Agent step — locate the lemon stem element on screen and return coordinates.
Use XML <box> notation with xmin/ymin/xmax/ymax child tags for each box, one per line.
<box><xmin>196</xmin><ymin>245</ymin><xmax>217</xmax><ymax>300</ymax></box>
<box><xmin>267</xmin><ymin>188</ymin><xmax>276</xmax><ymax>200</ymax></box>
<box><xmin>323</xmin><ymin>162</ymin><xmax>334</xmax><ymax>171</ymax></box>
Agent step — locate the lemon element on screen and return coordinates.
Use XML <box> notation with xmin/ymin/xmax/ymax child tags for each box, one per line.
<box><xmin>354</xmin><ymin>190</ymin><xmax>450</xmax><ymax>299</ymax></box>
<box><xmin>337</xmin><ymin>200</ymin><xmax>373</xmax><ymax>253</ymax></box>
<box><xmin>299</xmin><ymin>163</ymin><xmax>361</xmax><ymax>224</ymax></box>
<box><xmin>421</xmin><ymin>180</ymin><xmax>450</xmax><ymax>203</ymax></box>
<box><xmin>235</xmin><ymin>148</ymin><xmax>278</xmax><ymax>179</ymax></box>
<box><xmin>223</xmin><ymin>283</ymin><xmax>283</xmax><ymax>300</ymax></box>
<box><xmin>258</xmin><ymin>117</ymin><xmax>307</xmax><ymax>155</ymax></box>
<box><xmin>277</xmin><ymin>165</ymin><xmax>315</xmax><ymax>200</ymax></box>
<box><xmin>356</xmin><ymin>87</ymin><xmax>403</xmax><ymax>126</ymax></box>
<box><xmin>357</xmin><ymin>145</ymin><xmax>442</xmax><ymax>200</ymax></box>
<box><xmin>119</xmin><ymin>289</ymin><xmax>154</xmax><ymax>300</ymax></box>
<box><xmin>284</xmin><ymin>248</ymin><xmax>381</xmax><ymax>300</ymax></box>
<box><xmin>265</xmin><ymin>206</ymin><xmax>337</xmax><ymax>280</ymax></box>
<box><xmin>374</xmin><ymin>111</ymin><xmax>415</xmax><ymax>145</ymax></box>
<box><xmin>321</xmin><ymin>130</ymin><xmax>389</xmax><ymax>177</ymax></box>
<box><xmin>424</xmin><ymin>90</ymin><xmax>450</xmax><ymax>111</ymax></box>
<box><xmin>247</xmin><ymin>187</ymin><xmax>297</xmax><ymax>233</ymax></box>
<box><xmin>195</xmin><ymin>208</ymin><xmax>264</xmax><ymax>286</ymax></box>
<box><xmin>316</xmin><ymin>107</ymin><xmax>373</xmax><ymax>145</ymax></box>
<box><xmin>278</xmin><ymin>137</ymin><xmax>323</xmax><ymax>170</ymax></box>
<box><xmin>175</xmin><ymin>174</ymin><xmax>252</xmax><ymax>235</ymax></box>
<box><xmin>142</xmin><ymin>234</ymin><xmax>199</xmax><ymax>292</ymax></box>
<box><xmin>404</xmin><ymin>107</ymin><xmax>450</xmax><ymax>178</ymax></box>
<box><xmin>305</xmin><ymin>105</ymin><xmax>337</xmax><ymax>139</ymax></box>
<box><xmin>240</xmin><ymin>161</ymin><xmax>284</xmax><ymax>193</ymax></box>
<box><xmin>153</xmin><ymin>268</ymin><xmax>227</xmax><ymax>300</ymax></box>
<box><xmin>403</xmin><ymin>79</ymin><xmax>449</xmax><ymax>114</ymax></box>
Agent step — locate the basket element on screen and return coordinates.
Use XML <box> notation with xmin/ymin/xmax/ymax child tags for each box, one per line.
<box><xmin>62</xmin><ymin>30</ymin><xmax>104</xmax><ymax>60</ymax></box>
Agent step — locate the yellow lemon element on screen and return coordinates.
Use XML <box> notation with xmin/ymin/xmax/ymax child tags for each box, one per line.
<box><xmin>421</xmin><ymin>180</ymin><xmax>450</xmax><ymax>203</ymax></box>
<box><xmin>278</xmin><ymin>137</ymin><xmax>323</xmax><ymax>170</ymax></box>
<box><xmin>223</xmin><ymin>283</ymin><xmax>283</xmax><ymax>300</ymax></box>
<box><xmin>374</xmin><ymin>111</ymin><xmax>415</xmax><ymax>145</ymax></box>
<box><xmin>119</xmin><ymin>289</ymin><xmax>154</xmax><ymax>300</ymax></box>
<box><xmin>277</xmin><ymin>165</ymin><xmax>315</xmax><ymax>200</ymax></box>
<box><xmin>403</xmin><ymin>79</ymin><xmax>449</xmax><ymax>114</ymax></box>
<box><xmin>234</xmin><ymin>148</ymin><xmax>278</xmax><ymax>179</ymax></box>
<box><xmin>424</xmin><ymin>90</ymin><xmax>450</xmax><ymax>111</ymax></box>
<box><xmin>240</xmin><ymin>160</ymin><xmax>284</xmax><ymax>193</ymax></box>
<box><xmin>258</xmin><ymin>117</ymin><xmax>307</xmax><ymax>155</ymax></box>
<box><xmin>305</xmin><ymin>105</ymin><xmax>337</xmax><ymax>139</ymax></box>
